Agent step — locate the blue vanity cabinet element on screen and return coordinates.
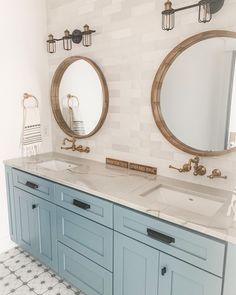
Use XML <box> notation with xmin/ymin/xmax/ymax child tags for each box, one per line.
<box><xmin>58</xmin><ymin>242</ymin><xmax>113</xmax><ymax>295</ymax></box>
<box><xmin>14</xmin><ymin>187</ymin><xmax>58</xmax><ymax>271</ymax></box>
<box><xmin>223</xmin><ymin>243</ymin><xmax>236</xmax><ymax>295</ymax></box>
<box><xmin>5</xmin><ymin>166</ymin><xmax>17</xmax><ymax>242</ymax></box>
<box><xmin>114</xmin><ymin>232</ymin><xmax>159</xmax><ymax>295</ymax></box>
<box><xmin>14</xmin><ymin>187</ymin><xmax>36</xmax><ymax>253</ymax></box>
<box><xmin>114</xmin><ymin>205</ymin><xmax>224</xmax><ymax>295</ymax></box>
<box><xmin>114</xmin><ymin>205</ymin><xmax>225</xmax><ymax>277</ymax></box>
<box><xmin>5</xmin><ymin>167</ymin><xmax>231</xmax><ymax>295</ymax></box>
<box><xmin>12</xmin><ymin>169</ymin><xmax>54</xmax><ymax>202</ymax></box>
<box><xmin>55</xmin><ymin>184</ymin><xmax>113</xmax><ymax>228</ymax></box>
<box><xmin>57</xmin><ymin>207</ymin><xmax>113</xmax><ymax>271</ymax></box>
<box><xmin>32</xmin><ymin>196</ymin><xmax>57</xmax><ymax>271</ymax></box>
<box><xmin>158</xmin><ymin>253</ymin><xmax>222</xmax><ymax>295</ymax></box>
<box><xmin>114</xmin><ymin>231</ymin><xmax>223</xmax><ymax>295</ymax></box>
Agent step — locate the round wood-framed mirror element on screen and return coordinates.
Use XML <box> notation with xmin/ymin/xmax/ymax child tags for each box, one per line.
<box><xmin>51</xmin><ymin>56</ymin><xmax>109</xmax><ymax>139</ymax></box>
<box><xmin>151</xmin><ymin>30</ymin><xmax>236</xmax><ymax>156</ymax></box>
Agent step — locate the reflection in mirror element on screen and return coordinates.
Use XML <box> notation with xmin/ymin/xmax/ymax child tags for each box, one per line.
<box><xmin>152</xmin><ymin>31</ymin><xmax>236</xmax><ymax>156</ymax></box>
<box><xmin>51</xmin><ymin>56</ymin><xmax>109</xmax><ymax>139</ymax></box>
<box><xmin>59</xmin><ymin>60</ymin><xmax>103</xmax><ymax>136</ymax></box>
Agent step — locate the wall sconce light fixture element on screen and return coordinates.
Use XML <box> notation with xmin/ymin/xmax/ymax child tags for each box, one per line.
<box><xmin>162</xmin><ymin>0</ymin><xmax>224</xmax><ymax>31</ymax></box>
<box><xmin>47</xmin><ymin>24</ymin><xmax>96</xmax><ymax>53</ymax></box>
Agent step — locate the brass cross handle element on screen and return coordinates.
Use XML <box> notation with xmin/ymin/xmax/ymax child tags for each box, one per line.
<box><xmin>208</xmin><ymin>169</ymin><xmax>227</xmax><ymax>180</ymax></box>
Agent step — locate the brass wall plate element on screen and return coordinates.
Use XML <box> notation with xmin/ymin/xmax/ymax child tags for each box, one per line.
<box><xmin>129</xmin><ymin>163</ymin><xmax>157</xmax><ymax>175</ymax></box>
<box><xmin>106</xmin><ymin>158</ymin><xmax>157</xmax><ymax>175</ymax></box>
<box><xmin>106</xmin><ymin>158</ymin><xmax>129</xmax><ymax>169</ymax></box>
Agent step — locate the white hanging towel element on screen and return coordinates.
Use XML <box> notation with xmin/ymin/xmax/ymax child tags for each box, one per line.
<box><xmin>22</xmin><ymin>106</ymin><xmax>42</xmax><ymax>156</ymax></box>
<box><xmin>71</xmin><ymin>105</ymin><xmax>86</xmax><ymax>135</ymax></box>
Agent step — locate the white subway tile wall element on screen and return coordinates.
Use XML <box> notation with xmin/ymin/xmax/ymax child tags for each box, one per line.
<box><xmin>47</xmin><ymin>0</ymin><xmax>236</xmax><ymax>191</ymax></box>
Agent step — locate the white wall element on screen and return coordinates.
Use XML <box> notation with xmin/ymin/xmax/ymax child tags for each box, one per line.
<box><xmin>0</xmin><ymin>0</ymin><xmax>52</xmax><ymax>253</ymax></box>
<box><xmin>229</xmin><ymin>57</ymin><xmax>236</xmax><ymax>135</ymax></box>
<box><xmin>47</xmin><ymin>0</ymin><xmax>236</xmax><ymax>192</ymax></box>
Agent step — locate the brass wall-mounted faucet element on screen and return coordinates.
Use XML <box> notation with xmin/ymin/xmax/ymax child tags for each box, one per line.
<box><xmin>61</xmin><ymin>137</ymin><xmax>90</xmax><ymax>153</ymax></box>
<box><xmin>169</xmin><ymin>156</ymin><xmax>206</xmax><ymax>176</ymax></box>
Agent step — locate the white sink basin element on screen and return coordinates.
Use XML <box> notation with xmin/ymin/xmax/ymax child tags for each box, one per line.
<box><xmin>37</xmin><ymin>160</ymin><xmax>77</xmax><ymax>171</ymax></box>
<box><xmin>141</xmin><ymin>185</ymin><xmax>224</xmax><ymax>217</ymax></box>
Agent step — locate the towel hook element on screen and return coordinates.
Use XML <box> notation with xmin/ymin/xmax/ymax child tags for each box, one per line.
<box><xmin>67</xmin><ymin>94</ymin><xmax>79</xmax><ymax>110</ymax></box>
<box><xmin>23</xmin><ymin>93</ymin><xmax>39</xmax><ymax>108</ymax></box>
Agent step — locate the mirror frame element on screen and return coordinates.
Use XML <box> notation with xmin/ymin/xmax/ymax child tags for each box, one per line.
<box><xmin>151</xmin><ymin>30</ymin><xmax>236</xmax><ymax>157</ymax></box>
<box><xmin>51</xmin><ymin>56</ymin><xmax>109</xmax><ymax>139</ymax></box>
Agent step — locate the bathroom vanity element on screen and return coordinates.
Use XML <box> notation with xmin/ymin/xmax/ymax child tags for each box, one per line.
<box><xmin>4</xmin><ymin>153</ymin><xmax>236</xmax><ymax>295</ymax></box>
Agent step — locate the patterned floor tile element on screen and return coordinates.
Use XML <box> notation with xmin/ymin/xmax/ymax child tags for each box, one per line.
<box><xmin>0</xmin><ymin>273</ymin><xmax>23</xmax><ymax>295</ymax></box>
<box><xmin>43</xmin><ymin>283</ymin><xmax>80</xmax><ymax>295</ymax></box>
<box><xmin>0</xmin><ymin>248</ymin><xmax>22</xmax><ymax>263</ymax></box>
<box><xmin>4</xmin><ymin>253</ymin><xmax>32</xmax><ymax>271</ymax></box>
<box><xmin>0</xmin><ymin>263</ymin><xmax>10</xmax><ymax>279</ymax></box>
<box><xmin>27</xmin><ymin>271</ymin><xmax>59</xmax><ymax>294</ymax></box>
<box><xmin>15</xmin><ymin>261</ymin><xmax>46</xmax><ymax>283</ymax></box>
<box><xmin>9</xmin><ymin>285</ymin><xmax>35</xmax><ymax>294</ymax></box>
<box><xmin>0</xmin><ymin>247</ymin><xmax>84</xmax><ymax>295</ymax></box>
<box><xmin>63</xmin><ymin>281</ymin><xmax>85</xmax><ymax>294</ymax></box>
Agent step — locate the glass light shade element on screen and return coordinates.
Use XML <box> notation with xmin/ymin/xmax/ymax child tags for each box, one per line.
<box><xmin>162</xmin><ymin>11</ymin><xmax>175</xmax><ymax>31</ymax></box>
<box><xmin>63</xmin><ymin>30</ymin><xmax>72</xmax><ymax>50</ymax></box>
<box><xmin>82</xmin><ymin>24</ymin><xmax>92</xmax><ymax>47</ymax></box>
<box><xmin>199</xmin><ymin>1</ymin><xmax>212</xmax><ymax>23</ymax></box>
<box><xmin>47</xmin><ymin>35</ymin><xmax>56</xmax><ymax>53</ymax></box>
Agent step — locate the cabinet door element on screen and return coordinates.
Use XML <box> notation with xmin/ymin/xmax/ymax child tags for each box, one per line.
<box><xmin>14</xmin><ymin>188</ymin><xmax>36</xmax><ymax>253</ymax></box>
<box><xmin>32</xmin><ymin>196</ymin><xmax>58</xmax><ymax>271</ymax></box>
<box><xmin>114</xmin><ymin>232</ymin><xmax>159</xmax><ymax>295</ymax></box>
<box><xmin>159</xmin><ymin>253</ymin><xmax>222</xmax><ymax>295</ymax></box>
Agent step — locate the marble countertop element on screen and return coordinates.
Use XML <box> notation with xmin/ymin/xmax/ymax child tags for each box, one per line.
<box><xmin>4</xmin><ymin>152</ymin><xmax>236</xmax><ymax>244</ymax></box>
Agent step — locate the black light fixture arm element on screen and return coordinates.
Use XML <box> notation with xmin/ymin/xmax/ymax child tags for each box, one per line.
<box><xmin>162</xmin><ymin>0</ymin><xmax>224</xmax><ymax>31</ymax></box>
<box><xmin>173</xmin><ymin>2</ymin><xmax>200</xmax><ymax>13</ymax></box>
<box><xmin>163</xmin><ymin>0</ymin><xmax>223</xmax><ymax>14</ymax></box>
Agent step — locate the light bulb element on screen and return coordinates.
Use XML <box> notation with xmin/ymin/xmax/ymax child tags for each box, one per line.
<box><xmin>199</xmin><ymin>0</ymin><xmax>212</xmax><ymax>23</ymax></box>
<box><xmin>47</xmin><ymin>34</ymin><xmax>56</xmax><ymax>53</ymax></box>
<box><xmin>162</xmin><ymin>1</ymin><xmax>175</xmax><ymax>31</ymax></box>
<box><xmin>82</xmin><ymin>24</ymin><xmax>92</xmax><ymax>47</ymax></box>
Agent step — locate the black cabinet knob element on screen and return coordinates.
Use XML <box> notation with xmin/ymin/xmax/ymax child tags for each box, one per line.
<box><xmin>32</xmin><ymin>204</ymin><xmax>37</xmax><ymax>210</ymax></box>
<box><xmin>161</xmin><ymin>267</ymin><xmax>167</xmax><ymax>276</ymax></box>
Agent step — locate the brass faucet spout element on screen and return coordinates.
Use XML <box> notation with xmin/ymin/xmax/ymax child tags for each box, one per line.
<box><xmin>61</xmin><ymin>137</ymin><xmax>90</xmax><ymax>153</ymax></box>
<box><xmin>169</xmin><ymin>156</ymin><xmax>206</xmax><ymax>176</ymax></box>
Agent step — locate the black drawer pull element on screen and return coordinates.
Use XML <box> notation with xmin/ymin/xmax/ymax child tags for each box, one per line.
<box><xmin>32</xmin><ymin>204</ymin><xmax>37</xmax><ymax>210</ymax></box>
<box><xmin>26</xmin><ymin>181</ymin><xmax>39</xmax><ymax>190</ymax></box>
<box><xmin>147</xmin><ymin>228</ymin><xmax>175</xmax><ymax>244</ymax></box>
<box><xmin>73</xmin><ymin>199</ymin><xmax>90</xmax><ymax>210</ymax></box>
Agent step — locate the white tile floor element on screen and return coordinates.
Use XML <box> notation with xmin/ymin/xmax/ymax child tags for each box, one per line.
<box><xmin>0</xmin><ymin>247</ymin><xmax>85</xmax><ymax>295</ymax></box>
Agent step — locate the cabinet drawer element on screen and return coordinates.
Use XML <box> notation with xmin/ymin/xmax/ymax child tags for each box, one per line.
<box><xmin>57</xmin><ymin>207</ymin><xmax>113</xmax><ymax>271</ymax></box>
<box><xmin>13</xmin><ymin>169</ymin><xmax>54</xmax><ymax>201</ymax></box>
<box><xmin>114</xmin><ymin>205</ymin><xmax>225</xmax><ymax>277</ymax></box>
<box><xmin>58</xmin><ymin>242</ymin><xmax>113</xmax><ymax>295</ymax></box>
<box><xmin>55</xmin><ymin>184</ymin><xmax>113</xmax><ymax>228</ymax></box>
